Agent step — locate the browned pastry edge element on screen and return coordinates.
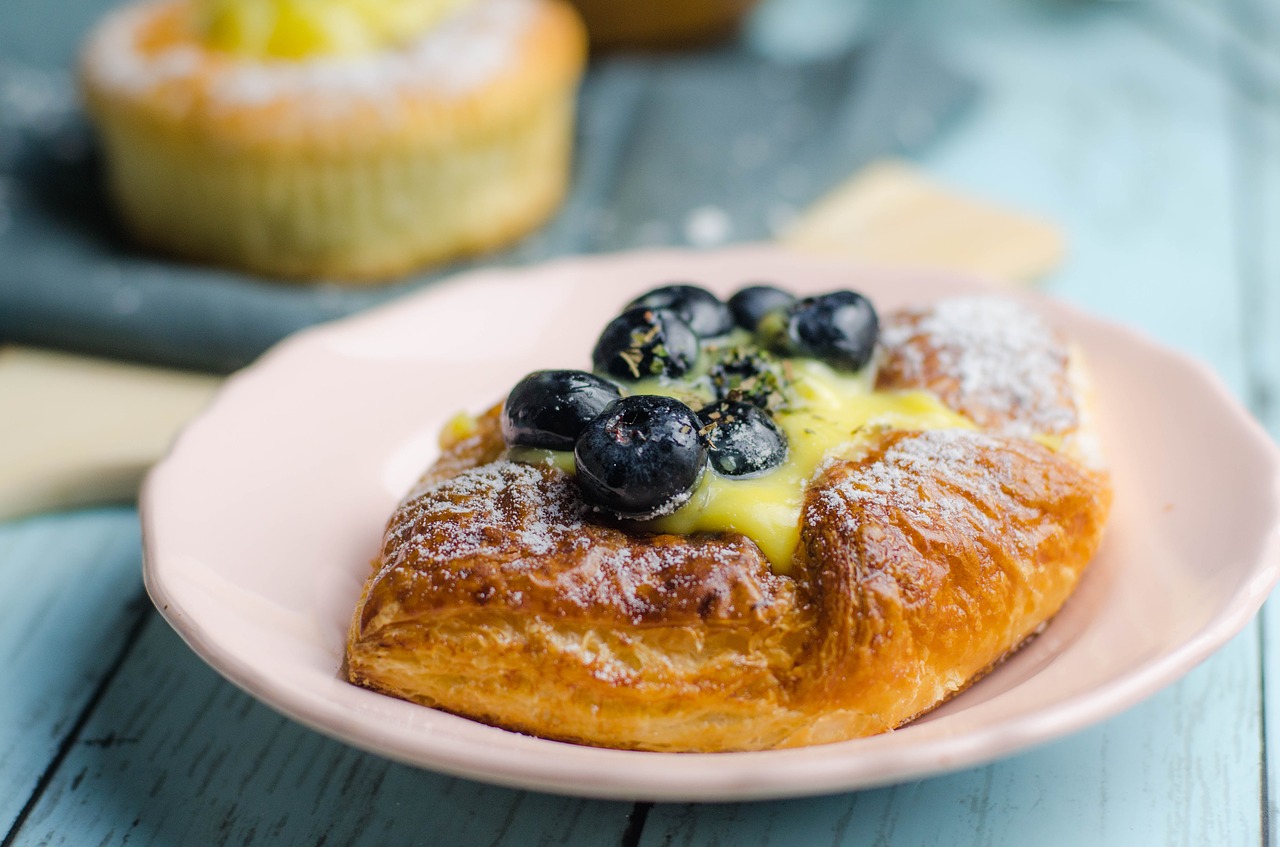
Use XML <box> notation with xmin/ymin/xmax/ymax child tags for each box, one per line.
<box><xmin>876</xmin><ymin>298</ymin><xmax>1079</xmax><ymax>438</ymax></box>
<box><xmin>346</xmin><ymin>298</ymin><xmax>1113</xmax><ymax>752</ymax></box>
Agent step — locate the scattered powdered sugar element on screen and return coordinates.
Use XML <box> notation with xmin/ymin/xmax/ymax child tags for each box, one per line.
<box><xmin>555</xmin><ymin>535</ymin><xmax>775</xmax><ymax>624</ymax></box>
<box><xmin>392</xmin><ymin>460</ymin><xmax>589</xmax><ymax>562</ymax></box>
<box><xmin>84</xmin><ymin>0</ymin><xmax>536</xmax><ymax>115</ymax></box>
<box><xmin>814</xmin><ymin>430</ymin><xmax>1003</xmax><ymax>535</ymax></box>
<box><xmin>83</xmin><ymin>6</ymin><xmax>204</xmax><ymax>93</ymax></box>
<box><xmin>880</xmin><ymin>297</ymin><xmax>1077</xmax><ymax>438</ymax></box>
<box><xmin>382</xmin><ymin>459</ymin><xmax>785</xmax><ymax>624</ymax></box>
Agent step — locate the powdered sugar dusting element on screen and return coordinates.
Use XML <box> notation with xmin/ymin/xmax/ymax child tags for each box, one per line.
<box><xmin>378</xmin><ymin>458</ymin><xmax>789</xmax><ymax>625</ymax></box>
<box><xmin>83</xmin><ymin>5</ymin><xmax>203</xmax><ymax>93</ymax></box>
<box><xmin>388</xmin><ymin>460</ymin><xmax>589</xmax><ymax>566</ymax></box>
<box><xmin>84</xmin><ymin>0</ymin><xmax>536</xmax><ymax>115</ymax></box>
<box><xmin>879</xmin><ymin>297</ymin><xmax>1077</xmax><ymax>438</ymax></box>
<box><xmin>213</xmin><ymin>0</ymin><xmax>535</xmax><ymax>105</ymax></box>
<box><xmin>815</xmin><ymin>430</ymin><xmax>1004</xmax><ymax>535</ymax></box>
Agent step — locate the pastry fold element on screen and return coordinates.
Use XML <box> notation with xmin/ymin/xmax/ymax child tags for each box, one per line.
<box><xmin>346</xmin><ymin>297</ymin><xmax>1112</xmax><ymax>751</ymax></box>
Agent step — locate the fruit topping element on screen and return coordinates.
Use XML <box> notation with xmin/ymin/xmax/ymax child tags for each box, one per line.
<box><xmin>697</xmin><ymin>400</ymin><xmax>788</xmax><ymax>477</ymax></box>
<box><xmin>198</xmin><ymin>0</ymin><xmax>475</xmax><ymax>59</ymax></box>
<box><xmin>707</xmin><ymin>347</ymin><xmax>790</xmax><ymax>411</ymax></box>
<box><xmin>626</xmin><ymin>284</ymin><xmax>734</xmax><ymax>339</ymax></box>
<box><xmin>764</xmin><ymin>290</ymin><xmax>879</xmax><ymax>372</ymax></box>
<box><xmin>574</xmin><ymin>395</ymin><xmax>706</xmax><ymax>518</ymax></box>
<box><xmin>727</xmin><ymin>284</ymin><xmax>796</xmax><ymax>331</ymax></box>
<box><xmin>592</xmin><ymin>307</ymin><xmax>700</xmax><ymax>381</ymax></box>
<box><xmin>502</xmin><ymin>370</ymin><xmax>622</xmax><ymax>450</ymax></box>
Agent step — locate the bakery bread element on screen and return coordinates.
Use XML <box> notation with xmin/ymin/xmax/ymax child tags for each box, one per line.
<box><xmin>79</xmin><ymin>0</ymin><xmax>585</xmax><ymax>281</ymax></box>
<box><xmin>346</xmin><ymin>288</ymin><xmax>1111</xmax><ymax>751</ymax></box>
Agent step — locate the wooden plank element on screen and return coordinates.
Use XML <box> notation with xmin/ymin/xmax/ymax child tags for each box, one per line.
<box><xmin>3</xmin><ymin>2</ymin><xmax>1266</xmax><ymax>845</ymax></box>
<box><xmin>918</xmin><ymin>0</ymin><xmax>1247</xmax><ymax>392</ymax></box>
<box><xmin>7</xmin><ymin>616</ymin><xmax>634</xmax><ymax>847</ymax></box>
<box><xmin>1141</xmin><ymin>0</ymin><xmax>1280</xmax><ymax>102</ymax></box>
<box><xmin>0</xmin><ymin>510</ymin><xmax>147</xmax><ymax>837</ymax></box>
<box><xmin>640</xmin><ymin>0</ymin><xmax>1264</xmax><ymax>843</ymax></box>
<box><xmin>1237</xmin><ymin>7</ymin><xmax>1280</xmax><ymax>843</ymax></box>
<box><xmin>1227</xmin><ymin>2</ymin><xmax>1280</xmax><ymax>438</ymax></box>
<box><xmin>638</xmin><ymin>630</ymin><xmax>1262</xmax><ymax>847</ymax></box>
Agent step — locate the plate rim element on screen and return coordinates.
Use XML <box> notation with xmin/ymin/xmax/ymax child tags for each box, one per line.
<box><xmin>141</xmin><ymin>245</ymin><xmax>1280</xmax><ymax>802</ymax></box>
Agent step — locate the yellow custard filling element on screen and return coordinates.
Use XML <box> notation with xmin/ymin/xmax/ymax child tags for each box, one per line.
<box><xmin>507</xmin><ymin>360</ymin><xmax>973</xmax><ymax>575</ymax></box>
<box><xmin>646</xmin><ymin>361</ymin><xmax>972</xmax><ymax>573</ymax></box>
<box><xmin>196</xmin><ymin>0</ymin><xmax>475</xmax><ymax>58</ymax></box>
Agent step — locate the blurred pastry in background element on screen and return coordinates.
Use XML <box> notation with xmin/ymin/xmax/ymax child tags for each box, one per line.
<box><xmin>569</xmin><ymin>0</ymin><xmax>758</xmax><ymax>50</ymax></box>
<box><xmin>79</xmin><ymin>0</ymin><xmax>586</xmax><ymax>282</ymax></box>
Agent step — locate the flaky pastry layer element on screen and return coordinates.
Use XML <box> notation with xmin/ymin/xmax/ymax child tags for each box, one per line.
<box><xmin>346</xmin><ymin>297</ymin><xmax>1113</xmax><ymax>751</ymax></box>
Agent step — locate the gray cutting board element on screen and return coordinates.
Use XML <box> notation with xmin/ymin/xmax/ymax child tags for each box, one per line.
<box><xmin>0</xmin><ymin>2</ymin><xmax>973</xmax><ymax>372</ymax></box>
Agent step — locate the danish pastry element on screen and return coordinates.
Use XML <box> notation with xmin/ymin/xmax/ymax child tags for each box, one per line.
<box><xmin>79</xmin><ymin>0</ymin><xmax>585</xmax><ymax>281</ymax></box>
<box><xmin>346</xmin><ymin>285</ymin><xmax>1111</xmax><ymax>751</ymax></box>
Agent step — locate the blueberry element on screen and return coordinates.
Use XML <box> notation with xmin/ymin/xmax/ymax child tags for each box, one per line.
<box><xmin>697</xmin><ymin>400</ymin><xmax>788</xmax><ymax>477</ymax></box>
<box><xmin>708</xmin><ymin>347</ymin><xmax>790</xmax><ymax>411</ymax></box>
<box><xmin>574</xmin><ymin>395</ymin><xmax>706</xmax><ymax>518</ymax></box>
<box><xmin>501</xmin><ymin>370</ymin><xmax>622</xmax><ymax>450</ymax></box>
<box><xmin>728</xmin><ymin>284</ymin><xmax>796</xmax><ymax>331</ymax></box>
<box><xmin>768</xmin><ymin>290</ymin><xmax>879</xmax><ymax>371</ymax></box>
<box><xmin>626</xmin><ymin>284</ymin><xmax>734</xmax><ymax>338</ymax></box>
<box><xmin>592</xmin><ymin>307</ymin><xmax>699</xmax><ymax>381</ymax></box>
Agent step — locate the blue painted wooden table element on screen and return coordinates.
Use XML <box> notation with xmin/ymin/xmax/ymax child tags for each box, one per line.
<box><xmin>3</xmin><ymin>0</ymin><xmax>1278</xmax><ymax>844</ymax></box>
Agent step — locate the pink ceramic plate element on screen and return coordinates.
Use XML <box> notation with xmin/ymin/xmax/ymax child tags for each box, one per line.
<box><xmin>141</xmin><ymin>247</ymin><xmax>1280</xmax><ymax>802</ymax></box>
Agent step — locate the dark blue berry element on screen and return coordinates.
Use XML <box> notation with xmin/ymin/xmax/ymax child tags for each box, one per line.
<box><xmin>728</xmin><ymin>284</ymin><xmax>796</xmax><ymax>331</ymax></box>
<box><xmin>574</xmin><ymin>395</ymin><xmax>706</xmax><ymax>518</ymax></box>
<box><xmin>592</xmin><ymin>307</ymin><xmax>699</xmax><ymax>381</ymax></box>
<box><xmin>708</xmin><ymin>347</ymin><xmax>789</xmax><ymax>411</ymax></box>
<box><xmin>697</xmin><ymin>400</ymin><xmax>788</xmax><ymax>477</ymax></box>
<box><xmin>626</xmin><ymin>284</ymin><xmax>734</xmax><ymax>338</ymax></box>
<box><xmin>501</xmin><ymin>370</ymin><xmax>622</xmax><ymax>450</ymax></box>
<box><xmin>772</xmin><ymin>290</ymin><xmax>879</xmax><ymax>371</ymax></box>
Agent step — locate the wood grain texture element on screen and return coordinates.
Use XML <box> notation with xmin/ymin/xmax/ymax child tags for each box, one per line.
<box><xmin>919</xmin><ymin>0</ymin><xmax>1247</xmax><ymax>391</ymax></box>
<box><xmin>1238</xmin><ymin>3</ymin><xmax>1280</xmax><ymax>842</ymax></box>
<box><xmin>638</xmin><ymin>630</ymin><xmax>1263</xmax><ymax>847</ymax></box>
<box><xmin>2</xmin><ymin>0</ymin><xmax>1276</xmax><ymax>843</ymax></box>
<box><xmin>8</xmin><ymin>616</ymin><xmax>633</xmax><ymax>847</ymax></box>
<box><xmin>0</xmin><ymin>510</ymin><xmax>147</xmax><ymax>837</ymax></box>
<box><xmin>639</xmin><ymin>0</ymin><xmax>1270</xmax><ymax>843</ymax></box>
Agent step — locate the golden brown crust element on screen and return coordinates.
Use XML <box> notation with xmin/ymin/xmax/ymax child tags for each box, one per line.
<box><xmin>77</xmin><ymin>0</ymin><xmax>586</xmax><ymax>280</ymax></box>
<box><xmin>346</xmin><ymin>297</ymin><xmax>1113</xmax><ymax>751</ymax></box>
<box><xmin>349</xmin><ymin>459</ymin><xmax>810</xmax><ymax>752</ymax></box>
<box><xmin>876</xmin><ymin>297</ymin><xmax>1079</xmax><ymax>438</ymax></box>
<box><xmin>369</xmin><ymin>461</ymin><xmax>795</xmax><ymax>628</ymax></box>
<box><xmin>788</xmin><ymin>429</ymin><xmax>1110</xmax><ymax>743</ymax></box>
